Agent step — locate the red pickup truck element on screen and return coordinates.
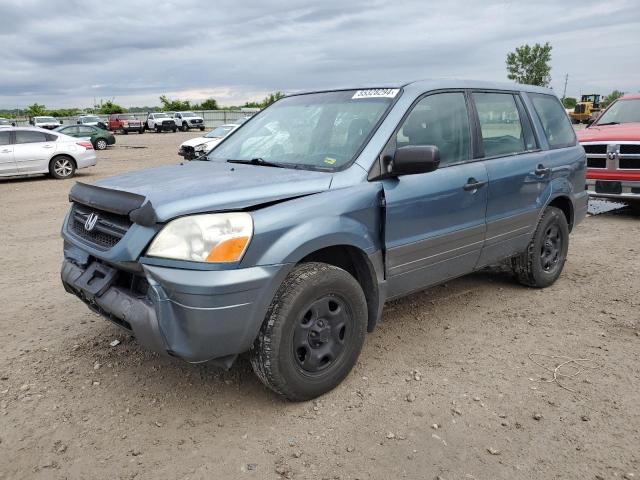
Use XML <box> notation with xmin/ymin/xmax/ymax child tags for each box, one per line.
<box><xmin>577</xmin><ymin>93</ymin><xmax>640</xmax><ymax>210</ymax></box>
<box><xmin>108</xmin><ymin>114</ymin><xmax>144</xmax><ymax>134</ymax></box>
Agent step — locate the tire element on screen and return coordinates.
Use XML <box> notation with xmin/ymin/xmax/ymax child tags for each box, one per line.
<box><xmin>199</xmin><ymin>126</ymin><xmax>205</xmax><ymax>131</ymax></box>
<box><xmin>250</xmin><ymin>262</ymin><xmax>367</xmax><ymax>401</ymax></box>
<box><xmin>181</xmin><ymin>122</ymin><xmax>188</xmax><ymax>132</ymax></box>
<box><xmin>172</xmin><ymin>127</ymin><xmax>177</xmax><ymax>133</ymax></box>
<box><xmin>511</xmin><ymin>206</ymin><xmax>569</xmax><ymax>288</ymax></box>
<box><xmin>139</xmin><ymin>128</ymin><xmax>144</xmax><ymax>134</ymax></box>
<box><xmin>95</xmin><ymin>138</ymin><xmax>108</xmax><ymax>150</ymax></box>
<box><xmin>49</xmin><ymin>155</ymin><xmax>76</xmax><ymax>179</ymax></box>
<box><xmin>155</xmin><ymin>125</ymin><xmax>161</xmax><ymax>133</ymax></box>
<box><xmin>122</xmin><ymin>128</ymin><xmax>128</xmax><ymax>135</ymax></box>
<box><xmin>144</xmin><ymin>122</ymin><xmax>149</xmax><ymax>131</ymax></box>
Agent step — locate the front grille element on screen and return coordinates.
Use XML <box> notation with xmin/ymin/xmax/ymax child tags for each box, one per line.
<box><xmin>619</xmin><ymin>158</ymin><xmax>640</xmax><ymax>169</ymax></box>
<box><xmin>574</xmin><ymin>105</ymin><xmax>586</xmax><ymax>114</ymax></box>
<box><xmin>191</xmin><ymin>119</ymin><xmax>202</xmax><ymax>124</ymax></box>
<box><xmin>621</xmin><ymin>144</ymin><xmax>640</xmax><ymax>155</ymax></box>
<box><xmin>162</xmin><ymin>120</ymin><xmax>174</xmax><ymax>126</ymax></box>
<box><xmin>70</xmin><ymin>204</ymin><xmax>131</xmax><ymax>250</ymax></box>
<box><xmin>587</xmin><ymin>158</ymin><xmax>606</xmax><ymax>168</ymax></box>
<box><xmin>583</xmin><ymin>144</ymin><xmax>607</xmax><ymax>154</ymax></box>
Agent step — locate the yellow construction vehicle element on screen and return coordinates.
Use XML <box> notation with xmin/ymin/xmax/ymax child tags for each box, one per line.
<box><xmin>569</xmin><ymin>94</ymin><xmax>601</xmax><ymax>123</ymax></box>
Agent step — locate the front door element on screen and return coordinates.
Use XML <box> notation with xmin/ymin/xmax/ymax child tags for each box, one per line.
<box><xmin>13</xmin><ymin>129</ymin><xmax>56</xmax><ymax>174</ymax></box>
<box><xmin>383</xmin><ymin>91</ymin><xmax>488</xmax><ymax>299</ymax></box>
<box><xmin>0</xmin><ymin>130</ymin><xmax>16</xmax><ymax>175</ymax></box>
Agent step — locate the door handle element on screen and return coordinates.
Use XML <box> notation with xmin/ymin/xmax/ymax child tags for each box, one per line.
<box><xmin>463</xmin><ymin>178</ymin><xmax>487</xmax><ymax>191</ymax></box>
<box><xmin>535</xmin><ymin>164</ymin><xmax>551</xmax><ymax>176</ymax></box>
<box><xmin>43</xmin><ymin>144</ymin><xmax>54</xmax><ymax>149</ymax></box>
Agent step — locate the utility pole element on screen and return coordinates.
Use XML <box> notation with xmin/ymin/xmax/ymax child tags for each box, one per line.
<box><xmin>562</xmin><ymin>74</ymin><xmax>568</xmax><ymax>101</ymax></box>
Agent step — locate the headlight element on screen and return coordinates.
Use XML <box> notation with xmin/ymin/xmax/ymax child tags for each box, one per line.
<box><xmin>147</xmin><ymin>213</ymin><xmax>253</xmax><ymax>263</ymax></box>
<box><xmin>195</xmin><ymin>143</ymin><xmax>208</xmax><ymax>151</ymax></box>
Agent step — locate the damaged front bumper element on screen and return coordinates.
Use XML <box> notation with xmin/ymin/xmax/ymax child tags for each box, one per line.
<box><xmin>61</xmin><ymin>254</ymin><xmax>290</xmax><ymax>366</ymax></box>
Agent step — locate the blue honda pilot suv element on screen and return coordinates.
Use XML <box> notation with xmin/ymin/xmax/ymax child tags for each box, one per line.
<box><xmin>61</xmin><ymin>80</ymin><xmax>588</xmax><ymax>400</ymax></box>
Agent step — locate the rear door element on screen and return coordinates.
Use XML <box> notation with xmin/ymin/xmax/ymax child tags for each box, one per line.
<box><xmin>383</xmin><ymin>91</ymin><xmax>488</xmax><ymax>298</ymax></box>
<box><xmin>0</xmin><ymin>130</ymin><xmax>16</xmax><ymax>175</ymax></box>
<box><xmin>14</xmin><ymin>130</ymin><xmax>57</xmax><ymax>174</ymax></box>
<box><xmin>470</xmin><ymin>91</ymin><xmax>546</xmax><ymax>267</ymax></box>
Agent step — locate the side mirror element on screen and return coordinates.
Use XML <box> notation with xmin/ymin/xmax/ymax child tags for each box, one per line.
<box><xmin>392</xmin><ymin>145</ymin><xmax>440</xmax><ymax>176</ymax></box>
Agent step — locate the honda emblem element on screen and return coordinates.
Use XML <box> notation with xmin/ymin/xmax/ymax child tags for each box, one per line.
<box><xmin>84</xmin><ymin>212</ymin><xmax>99</xmax><ymax>232</ymax></box>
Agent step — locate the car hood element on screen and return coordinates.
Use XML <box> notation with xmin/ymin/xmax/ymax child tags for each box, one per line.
<box><xmin>577</xmin><ymin>122</ymin><xmax>640</xmax><ymax>142</ymax></box>
<box><xmin>91</xmin><ymin>160</ymin><xmax>333</xmax><ymax>221</ymax></box>
<box><xmin>181</xmin><ymin>136</ymin><xmax>222</xmax><ymax>148</ymax></box>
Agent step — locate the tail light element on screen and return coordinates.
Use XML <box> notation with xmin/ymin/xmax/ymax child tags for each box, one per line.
<box><xmin>77</xmin><ymin>141</ymin><xmax>94</xmax><ymax>150</ymax></box>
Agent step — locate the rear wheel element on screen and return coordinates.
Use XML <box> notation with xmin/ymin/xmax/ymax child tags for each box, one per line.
<box><xmin>49</xmin><ymin>156</ymin><xmax>76</xmax><ymax>179</ymax></box>
<box><xmin>250</xmin><ymin>262</ymin><xmax>367</xmax><ymax>401</ymax></box>
<box><xmin>95</xmin><ymin>138</ymin><xmax>108</xmax><ymax>150</ymax></box>
<box><xmin>172</xmin><ymin>127</ymin><xmax>177</xmax><ymax>133</ymax></box>
<box><xmin>512</xmin><ymin>206</ymin><xmax>569</xmax><ymax>288</ymax></box>
<box><xmin>139</xmin><ymin>127</ymin><xmax>144</xmax><ymax>134</ymax></box>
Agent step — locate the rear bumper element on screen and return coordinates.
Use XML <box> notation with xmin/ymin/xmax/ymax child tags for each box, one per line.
<box><xmin>76</xmin><ymin>150</ymin><xmax>97</xmax><ymax>169</ymax></box>
<box><xmin>61</xmin><ymin>256</ymin><xmax>291</xmax><ymax>363</ymax></box>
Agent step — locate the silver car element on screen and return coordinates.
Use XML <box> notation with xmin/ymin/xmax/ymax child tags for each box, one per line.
<box><xmin>0</xmin><ymin>127</ymin><xmax>97</xmax><ymax>179</ymax></box>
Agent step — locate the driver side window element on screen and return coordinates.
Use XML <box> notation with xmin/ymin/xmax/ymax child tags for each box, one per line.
<box><xmin>396</xmin><ymin>92</ymin><xmax>471</xmax><ymax>166</ymax></box>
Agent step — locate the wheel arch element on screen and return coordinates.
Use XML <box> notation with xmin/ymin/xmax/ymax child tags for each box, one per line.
<box><xmin>299</xmin><ymin>244</ymin><xmax>382</xmax><ymax>333</ymax></box>
<box><xmin>546</xmin><ymin>195</ymin><xmax>574</xmax><ymax>232</ymax></box>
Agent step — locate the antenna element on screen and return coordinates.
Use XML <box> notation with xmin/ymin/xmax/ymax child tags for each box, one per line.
<box><xmin>561</xmin><ymin>74</ymin><xmax>568</xmax><ymax>101</ymax></box>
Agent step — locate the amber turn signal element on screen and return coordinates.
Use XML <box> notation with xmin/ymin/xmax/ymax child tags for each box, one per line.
<box><xmin>206</xmin><ymin>236</ymin><xmax>250</xmax><ymax>262</ymax></box>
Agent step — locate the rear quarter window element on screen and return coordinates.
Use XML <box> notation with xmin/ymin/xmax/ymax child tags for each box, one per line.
<box><xmin>529</xmin><ymin>93</ymin><xmax>576</xmax><ymax>149</ymax></box>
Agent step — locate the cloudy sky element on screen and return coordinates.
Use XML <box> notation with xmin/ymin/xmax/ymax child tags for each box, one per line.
<box><xmin>1</xmin><ymin>0</ymin><xmax>638</xmax><ymax>109</ymax></box>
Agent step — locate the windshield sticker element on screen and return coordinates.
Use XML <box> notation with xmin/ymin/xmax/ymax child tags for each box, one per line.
<box><xmin>352</xmin><ymin>89</ymin><xmax>400</xmax><ymax>99</ymax></box>
<box><xmin>323</xmin><ymin>157</ymin><xmax>337</xmax><ymax>165</ymax></box>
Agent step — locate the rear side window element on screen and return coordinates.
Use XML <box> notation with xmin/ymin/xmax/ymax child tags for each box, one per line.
<box><xmin>529</xmin><ymin>93</ymin><xmax>576</xmax><ymax>149</ymax></box>
<box><xmin>0</xmin><ymin>131</ymin><xmax>11</xmax><ymax>146</ymax></box>
<box><xmin>473</xmin><ymin>92</ymin><xmax>535</xmax><ymax>157</ymax></box>
<box><xmin>14</xmin><ymin>130</ymin><xmax>49</xmax><ymax>144</ymax></box>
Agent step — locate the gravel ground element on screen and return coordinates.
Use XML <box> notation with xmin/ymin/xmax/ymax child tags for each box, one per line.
<box><xmin>0</xmin><ymin>131</ymin><xmax>638</xmax><ymax>480</ymax></box>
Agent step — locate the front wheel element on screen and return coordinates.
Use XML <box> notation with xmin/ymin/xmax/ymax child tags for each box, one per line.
<box><xmin>181</xmin><ymin>123</ymin><xmax>188</xmax><ymax>132</ymax></box>
<box><xmin>199</xmin><ymin>126</ymin><xmax>205</xmax><ymax>131</ymax></box>
<box><xmin>49</xmin><ymin>156</ymin><xmax>76</xmax><ymax>179</ymax></box>
<box><xmin>250</xmin><ymin>262</ymin><xmax>367</xmax><ymax>401</ymax></box>
<box><xmin>512</xmin><ymin>206</ymin><xmax>569</xmax><ymax>288</ymax></box>
<box><xmin>139</xmin><ymin>128</ymin><xmax>144</xmax><ymax>134</ymax></box>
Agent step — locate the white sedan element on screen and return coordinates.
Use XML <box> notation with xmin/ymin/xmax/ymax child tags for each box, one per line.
<box><xmin>178</xmin><ymin>123</ymin><xmax>241</xmax><ymax>160</ymax></box>
<box><xmin>0</xmin><ymin>127</ymin><xmax>97</xmax><ymax>179</ymax></box>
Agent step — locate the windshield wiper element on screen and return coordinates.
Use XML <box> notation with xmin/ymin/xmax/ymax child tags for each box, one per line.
<box><xmin>596</xmin><ymin>122</ymin><xmax>619</xmax><ymax>126</ymax></box>
<box><xmin>226</xmin><ymin>158</ymin><xmax>287</xmax><ymax>168</ymax></box>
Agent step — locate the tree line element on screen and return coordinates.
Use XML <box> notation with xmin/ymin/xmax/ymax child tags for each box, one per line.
<box><xmin>1</xmin><ymin>92</ymin><xmax>286</xmax><ymax>119</ymax></box>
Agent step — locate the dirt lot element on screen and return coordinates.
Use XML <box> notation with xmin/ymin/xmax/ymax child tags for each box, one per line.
<box><xmin>0</xmin><ymin>131</ymin><xmax>638</xmax><ymax>480</ymax></box>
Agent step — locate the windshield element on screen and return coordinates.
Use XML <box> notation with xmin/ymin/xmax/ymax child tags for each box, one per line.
<box><xmin>154</xmin><ymin>113</ymin><xmax>170</xmax><ymax>118</ymax></box>
<box><xmin>0</xmin><ymin>119</ymin><xmax>9</xmax><ymax>125</ymax></box>
<box><xmin>36</xmin><ymin>117</ymin><xmax>56</xmax><ymax>122</ymax></box>
<box><xmin>82</xmin><ymin>116</ymin><xmax>100</xmax><ymax>122</ymax></box>
<box><xmin>181</xmin><ymin>112</ymin><xmax>196</xmax><ymax>117</ymax></box>
<box><xmin>596</xmin><ymin>98</ymin><xmax>640</xmax><ymax>125</ymax></box>
<box><xmin>205</xmin><ymin>125</ymin><xmax>235</xmax><ymax>138</ymax></box>
<box><xmin>208</xmin><ymin>89</ymin><xmax>398</xmax><ymax>170</ymax></box>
